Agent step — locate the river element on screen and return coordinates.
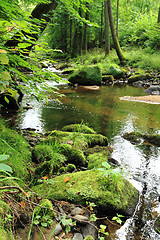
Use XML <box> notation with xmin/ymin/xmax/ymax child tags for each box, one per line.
<box><xmin>5</xmin><ymin>68</ymin><xmax>160</xmax><ymax>239</ymax></box>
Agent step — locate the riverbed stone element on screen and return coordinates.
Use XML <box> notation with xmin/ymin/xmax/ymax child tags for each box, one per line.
<box><xmin>87</xmin><ymin>150</ymin><xmax>111</xmax><ymax>170</ymax></box>
<box><xmin>72</xmin><ymin>233</ymin><xmax>83</xmax><ymax>240</ymax></box>
<box><xmin>81</xmin><ymin>223</ymin><xmax>98</xmax><ymax>239</ymax></box>
<box><xmin>68</xmin><ymin>66</ymin><xmax>102</xmax><ymax>86</ymax></box>
<box><xmin>33</xmin><ymin>169</ymin><xmax>139</xmax><ymax>216</ymax></box>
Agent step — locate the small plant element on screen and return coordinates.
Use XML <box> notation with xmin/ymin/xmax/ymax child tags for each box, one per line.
<box><xmin>112</xmin><ymin>214</ymin><xmax>124</xmax><ymax>225</ymax></box>
<box><xmin>98</xmin><ymin>224</ymin><xmax>109</xmax><ymax>240</ymax></box>
<box><xmin>0</xmin><ymin>154</ymin><xmax>12</xmax><ymax>173</ymax></box>
<box><xmin>33</xmin><ymin>214</ymin><xmax>53</xmax><ymax>228</ymax></box>
<box><xmin>61</xmin><ymin>215</ymin><xmax>76</xmax><ymax>234</ymax></box>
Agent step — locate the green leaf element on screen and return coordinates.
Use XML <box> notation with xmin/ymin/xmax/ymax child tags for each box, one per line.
<box><xmin>0</xmin><ymin>155</ymin><xmax>10</xmax><ymax>161</ymax></box>
<box><xmin>0</xmin><ymin>71</ymin><xmax>11</xmax><ymax>81</ymax></box>
<box><xmin>100</xmin><ymin>224</ymin><xmax>107</xmax><ymax>230</ymax></box>
<box><xmin>0</xmin><ymin>163</ymin><xmax>12</xmax><ymax>173</ymax></box>
<box><xmin>33</xmin><ymin>219</ymin><xmax>39</xmax><ymax>225</ymax></box>
<box><xmin>41</xmin><ymin>222</ymin><xmax>47</xmax><ymax>227</ymax></box>
<box><xmin>102</xmin><ymin>162</ymin><xmax>110</xmax><ymax>169</ymax></box>
<box><xmin>0</xmin><ymin>53</ymin><xmax>9</xmax><ymax>64</ymax></box>
<box><xmin>17</xmin><ymin>43</ymin><xmax>32</xmax><ymax>49</ymax></box>
<box><xmin>4</xmin><ymin>96</ymin><xmax>9</xmax><ymax>104</ymax></box>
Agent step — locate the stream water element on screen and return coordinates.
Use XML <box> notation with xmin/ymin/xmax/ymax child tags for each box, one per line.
<box><xmin>3</xmin><ymin>68</ymin><xmax>160</xmax><ymax>239</ymax></box>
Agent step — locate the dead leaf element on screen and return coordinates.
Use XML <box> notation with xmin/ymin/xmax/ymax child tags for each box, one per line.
<box><xmin>20</xmin><ymin>201</ymin><xmax>25</xmax><ymax>208</ymax></box>
<box><xmin>76</xmin><ymin>191</ymin><xmax>81</xmax><ymax>195</ymax></box>
<box><xmin>65</xmin><ymin>177</ymin><xmax>70</xmax><ymax>183</ymax></box>
<box><xmin>42</xmin><ymin>176</ymin><xmax>48</xmax><ymax>180</ymax></box>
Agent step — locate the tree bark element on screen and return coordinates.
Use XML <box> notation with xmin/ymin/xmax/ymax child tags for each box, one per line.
<box><xmin>107</xmin><ymin>0</ymin><xmax>125</xmax><ymax>64</ymax></box>
<box><xmin>5</xmin><ymin>0</ymin><xmax>58</xmax><ymax>49</ymax></box>
<box><xmin>158</xmin><ymin>6</ymin><xmax>160</xmax><ymax>23</ymax></box>
<box><xmin>84</xmin><ymin>3</ymin><xmax>89</xmax><ymax>54</ymax></box>
<box><xmin>104</xmin><ymin>1</ymin><xmax>110</xmax><ymax>55</ymax></box>
<box><xmin>78</xmin><ymin>7</ymin><xmax>82</xmax><ymax>55</ymax></box>
<box><xmin>116</xmin><ymin>0</ymin><xmax>119</xmax><ymax>39</ymax></box>
<box><xmin>99</xmin><ymin>2</ymin><xmax>104</xmax><ymax>47</ymax></box>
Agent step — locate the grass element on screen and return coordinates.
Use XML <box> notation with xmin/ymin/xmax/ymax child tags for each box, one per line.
<box><xmin>0</xmin><ymin>118</ymin><xmax>31</xmax><ymax>182</ymax></box>
<box><xmin>67</xmin><ymin>47</ymin><xmax>160</xmax><ymax>72</ymax></box>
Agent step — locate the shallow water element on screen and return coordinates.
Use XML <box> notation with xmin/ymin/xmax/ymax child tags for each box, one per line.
<box><xmin>3</xmin><ymin>68</ymin><xmax>160</xmax><ymax>239</ymax></box>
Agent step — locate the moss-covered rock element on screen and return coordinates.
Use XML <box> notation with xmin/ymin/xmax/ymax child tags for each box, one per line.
<box><xmin>62</xmin><ymin>124</ymin><xmax>96</xmax><ymax>134</ymax></box>
<box><xmin>87</xmin><ymin>150</ymin><xmax>110</xmax><ymax>170</ymax></box>
<box><xmin>68</xmin><ymin>66</ymin><xmax>102</xmax><ymax>86</ymax></box>
<box><xmin>59</xmin><ymin>144</ymin><xmax>86</xmax><ymax>166</ymax></box>
<box><xmin>46</xmin><ymin>130</ymin><xmax>108</xmax><ymax>149</ymax></box>
<box><xmin>35</xmin><ymin>153</ymin><xmax>66</xmax><ymax>176</ymax></box>
<box><xmin>143</xmin><ymin>134</ymin><xmax>160</xmax><ymax>147</ymax></box>
<box><xmin>32</xmin><ymin>145</ymin><xmax>54</xmax><ymax>163</ymax></box>
<box><xmin>104</xmin><ymin>66</ymin><xmax>125</xmax><ymax>79</ymax></box>
<box><xmin>66</xmin><ymin>163</ymin><xmax>76</xmax><ymax>172</ymax></box>
<box><xmin>123</xmin><ymin>131</ymin><xmax>160</xmax><ymax>147</ymax></box>
<box><xmin>128</xmin><ymin>74</ymin><xmax>151</xmax><ymax>84</ymax></box>
<box><xmin>33</xmin><ymin>170</ymin><xmax>139</xmax><ymax>216</ymax></box>
<box><xmin>102</xmin><ymin>75</ymin><xmax>114</xmax><ymax>82</ymax></box>
<box><xmin>123</xmin><ymin>131</ymin><xmax>143</xmax><ymax>144</ymax></box>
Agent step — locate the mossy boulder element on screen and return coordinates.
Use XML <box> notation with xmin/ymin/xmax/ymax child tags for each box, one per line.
<box><xmin>123</xmin><ymin>131</ymin><xmax>143</xmax><ymax>144</ymax></box>
<box><xmin>104</xmin><ymin>66</ymin><xmax>125</xmax><ymax>79</ymax></box>
<box><xmin>87</xmin><ymin>150</ymin><xmax>111</xmax><ymax>170</ymax></box>
<box><xmin>123</xmin><ymin>131</ymin><xmax>160</xmax><ymax>147</ymax></box>
<box><xmin>35</xmin><ymin>153</ymin><xmax>66</xmax><ymax>176</ymax></box>
<box><xmin>143</xmin><ymin>134</ymin><xmax>160</xmax><ymax>147</ymax></box>
<box><xmin>66</xmin><ymin>163</ymin><xmax>76</xmax><ymax>172</ymax></box>
<box><xmin>46</xmin><ymin>130</ymin><xmax>108</xmax><ymax>149</ymax></box>
<box><xmin>102</xmin><ymin>75</ymin><xmax>114</xmax><ymax>83</ymax></box>
<box><xmin>59</xmin><ymin>144</ymin><xmax>86</xmax><ymax>166</ymax></box>
<box><xmin>32</xmin><ymin>145</ymin><xmax>54</xmax><ymax>163</ymax></box>
<box><xmin>33</xmin><ymin>170</ymin><xmax>139</xmax><ymax>216</ymax></box>
<box><xmin>68</xmin><ymin>66</ymin><xmax>102</xmax><ymax>86</ymax></box>
<box><xmin>128</xmin><ymin>74</ymin><xmax>151</xmax><ymax>84</ymax></box>
<box><xmin>62</xmin><ymin>124</ymin><xmax>96</xmax><ymax>134</ymax></box>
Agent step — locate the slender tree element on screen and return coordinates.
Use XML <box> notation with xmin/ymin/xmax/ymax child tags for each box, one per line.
<box><xmin>104</xmin><ymin>1</ymin><xmax>110</xmax><ymax>55</ymax></box>
<box><xmin>158</xmin><ymin>6</ymin><xmax>160</xmax><ymax>23</ymax></box>
<box><xmin>107</xmin><ymin>0</ymin><xmax>125</xmax><ymax>63</ymax></box>
<box><xmin>84</xmin><ymin>3</ymin><xmax>89</xmax><ymax>53</ymax></box>
<box><xmin>99</xmin><ymin>2</ymin><xmax>104</xmax><ymax>47</ymax></box>
<box><xmin>116</xmin><ymin>0</ymin><xmax>119</xmax><ymax>39</ymax></box>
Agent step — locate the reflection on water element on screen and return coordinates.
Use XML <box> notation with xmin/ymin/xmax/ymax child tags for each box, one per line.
<box><xmin>9</xmin><ymin>83</ymin><xmax>160</xmax><ymax>239</ymax></box>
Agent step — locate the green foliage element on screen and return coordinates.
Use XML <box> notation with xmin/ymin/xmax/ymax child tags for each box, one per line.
<box><xmin>112</xmin><ymin>214</ymin><xmax>124</xmax><ymax>225</ymax></box>
<box><xmin>0</xmin><ymin>155</ymin><xmax>12</xmax><ymax>173</ymax></box>
<box><xmin>61</xmin><ymin>215</ymin><xmax>76</xmax><ymax>234</ymax></box>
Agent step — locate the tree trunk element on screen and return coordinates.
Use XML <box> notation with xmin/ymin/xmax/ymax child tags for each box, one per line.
<box><xmin>158</xmin><ymin>6</ymin><xmax>160</xmax><ymax>23</ymax></box>
<box><xmin>71</xmin><ymin>26</ymin><xmax>78</xmax><ymax>57</ymax></box>
<box><xmin>79</xmin><ymin>8</ymin><xmax>83</xmax><ymax>55</ymax></box>
<box><xmin>84</xmin><ymin>3</ymin><xmax>89</xmax><ymax>54</ymax></box>
<box><xmin>116</xmin><ymin>0</ymin><xmax>119</xmax><ymax>39</ymax></box>
<box><xmin>99</xmin><ymin>2</ymin><xmax>104</xmax><ymax>47</ymax></box>
<box><xmin>127</xmin><ymin>0</ymin><xmax>130</xmax><ymax>4</ymax></box>
<box><xmin>70</xmin><ymin>18</ymin><xmax>73</xmax><ymax>49</ymax></box>
<box><xmin>107</xmin><ymin>0</ymin><xmax>125</xmax><ymax>64</ymax></box>
<box><xmin>5</xmin><ymin>0</ymin><xmax>58</xmax><ymax>50</ymax></box>
<box><xmin>104</xmin><ymin>1</ymin><xmax>110</xmax><ymax>55</ymax></box>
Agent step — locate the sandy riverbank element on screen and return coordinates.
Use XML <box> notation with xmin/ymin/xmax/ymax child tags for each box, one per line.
<box><xmin>121</xmin><ymin>95</ymin><xmax>160</xmax><ymax>104</ymax></box>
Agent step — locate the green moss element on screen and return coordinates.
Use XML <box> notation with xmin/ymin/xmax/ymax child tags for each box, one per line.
<box><xmin>62</xmin><ymin>124</ymin><xmax>96</xmax><ymax>134</ymax></box>
<box><xmin>128</xmin><ymin>74</ymin><xmax>151</xmax><ymax>83</ymax></box>
<box><xmin>143</xmin><ymin>134</ymin><xmax>160</xmax><ymax>147</ymax></box>
<box><xmin>0</xmin><ymin>228</ymin><xmax>10</xmax><ymax>240</ymax></box>
<box><xmin>32</xmin><ymin>145</ymin><xmax>54</xmax><ymax>163</ymax></box>
<box><xmin>34</xmin><ymin>199</ymin><xmax>57</xmax><ymax>219</ymax></box>
<box><xmin>68</xmin><ymin>66</ymin><xmax>102</xmax><ymax>86</ymax></box>
<box><xmin>84</xmin><ymin>237</ymin><xmax>94</xmax><ymax>240</ymax></box>
<box><xmin>102</xmin><ymin>75</ymin><xmax>114</xmax><ymax>82</ymax></box>
<box><xmin>35</xmin><ymin>153</ymin><xmax>66</xmax><ymax>176</ymax></box>
<box><xmin>46</xmin><ymin>130</ymin><xmax>108</xmax><ymax>150</ymax></box>
<box><xmin>33</xmin><ymin>170</ymin><xmax>138</xmax><ymax>215</ymax></box>
<box><xmin>104</xmin><ymin>66</ymin><xmax>125</xmax><ymax>79</ymax></box>
<box><xmin>66</xmin><ymin>164</ymin><xmax>76</xmax><ymax>172</ymax></box>
<box><xmin>87</xmin><ymin>151</ymin><xmax>110</xmax><ymax>170</ymax></box>
<box><xmin>123</xmin><ymin>131</ymin><xmax>143</xmax><ymax>144</ymax></box>
<box><xmin>59</xmin><ymin>144</ymin><xmax>86</xmax><ymax>166</ymax></box>
<box><xmin>0</xmin><ymin>118</ymin><xmax>31</xmax><ymax>180</ymax></box>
